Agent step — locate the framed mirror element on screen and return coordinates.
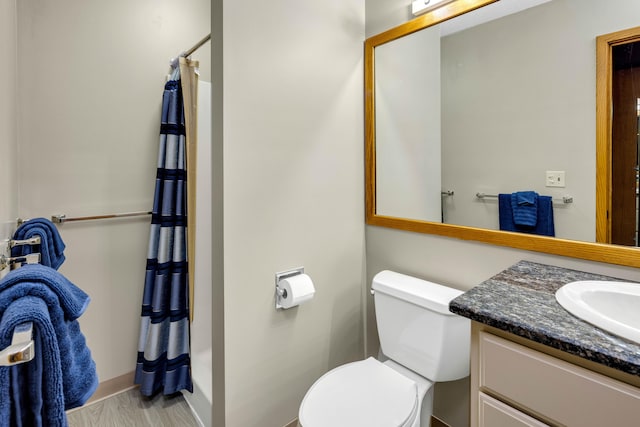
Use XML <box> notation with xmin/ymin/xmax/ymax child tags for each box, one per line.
<box><xmin>365</xmin><ymin>0</ymin><xmax>640</xmax><ymax>267</ymax></box>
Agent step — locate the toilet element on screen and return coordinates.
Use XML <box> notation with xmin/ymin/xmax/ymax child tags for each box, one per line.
<box><xmin>299</xmin><ymin>270</ymin><xmax>470</xmax><ymax>427</ymax></box>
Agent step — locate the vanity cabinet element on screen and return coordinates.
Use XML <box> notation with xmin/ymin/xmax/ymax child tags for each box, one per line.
<box><xmin>471</xmin><ymin>324</ymin><xmax>640</xmax><ymax>427</ymax></box>
<box><xmin>478</xmin><ymin>393</ymin><xmax>546</xmax><ymax>427</ymax></box>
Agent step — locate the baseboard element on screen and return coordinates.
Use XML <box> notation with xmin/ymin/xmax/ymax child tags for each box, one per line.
<box><xmin>86</xmin><ymin>371</ymin><xmax>137</xmax><ymax>404</ymax></box>
<box><xmin>182</xmin><ymin>391</ymin><xmax>206</xmax><ymax>427</ymax></box>
<box><xmin>431</xmin><ymin>415</ymin><xmax>450</xmax><ymax>427</ymax></box>
<box><xmin>284</xmin><ymin>419</ymin><xmax>299</xmax><ymax>427</ymax></box>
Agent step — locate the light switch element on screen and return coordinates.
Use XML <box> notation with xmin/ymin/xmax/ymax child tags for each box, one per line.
<box><xmin>546</xmin><ymin>171</ymin><xmax>565</xmax><ymax>188</ymax></box>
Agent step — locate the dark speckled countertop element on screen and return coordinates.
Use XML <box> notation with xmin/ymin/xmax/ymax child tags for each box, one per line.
<box><xmin>449</xmin><ymin>260</ymin><xmax>640</xmax><ymax>376</ymax></box>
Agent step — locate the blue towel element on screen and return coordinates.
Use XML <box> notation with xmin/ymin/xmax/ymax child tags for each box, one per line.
<box><xmin>0</xmin><ymin>265</ymin><xmax>89</xmax><ymax>320</ymax></box>
<box><xmin>3</xmin><ymin>298</ymin><xmax>59</xmax><ymax>427</ymax></box>
<box><xmin>499</xmin><ymin>194</ymin><xmax>555</xmax><ymax>237</ymax></box>
<box><xmin>511</xmin><ymin>191</ymin><xmax>538</xmax><ymax>227</ymax></box>
<box><xmin>0</xmin><ymin>265</ymin><xmax>97</xmax><ymax>426</ymax></box>
<box><xmin>12</xmin><ymin>218</ymin><xmax>66</xmax><ymax>270</ymax></box>
<box><xmin>10</xmin><ymin>329</ymin><xmax>44</xmax><ymax>427</ymax></box>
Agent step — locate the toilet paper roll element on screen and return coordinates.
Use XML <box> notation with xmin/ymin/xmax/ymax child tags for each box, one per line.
<box><xmin>278</xmin><ymin>273</ymin><xmax>315</xmax><ymax>309</ymax></box>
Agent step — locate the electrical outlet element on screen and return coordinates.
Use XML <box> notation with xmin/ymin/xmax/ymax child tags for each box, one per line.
<box><xmin>546</xmin><ymin>171</ymin><xmax>565</xmax><ymax>188</ymax></box>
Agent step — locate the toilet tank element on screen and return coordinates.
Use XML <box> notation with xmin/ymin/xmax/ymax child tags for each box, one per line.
<box><xmin>372</xmin><ymin>270</ymin><xmax>470</xmax><ymax>382</ymax></box>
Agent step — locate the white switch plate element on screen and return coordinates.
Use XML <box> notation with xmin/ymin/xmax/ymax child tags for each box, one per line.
<box><xmin>546</xmin><ymin>171</ymin><xmax>565</xmax><ymax>187</ymax></box>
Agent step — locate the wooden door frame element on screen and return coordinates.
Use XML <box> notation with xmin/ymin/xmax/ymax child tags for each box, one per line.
<box><xmin>596</xmin><ymin>25</ymin><xmax>640</xmax><ymax>243</ymax></box>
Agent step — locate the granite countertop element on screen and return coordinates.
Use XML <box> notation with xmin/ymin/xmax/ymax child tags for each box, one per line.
<box><xmin>449</xmin><ymin>260</ymin><xmax>640</xmax><ymax>376</ymax></box>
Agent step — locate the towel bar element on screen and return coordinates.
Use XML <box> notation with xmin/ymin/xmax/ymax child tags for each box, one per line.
<box><xmin>476</xmin><ymin>192</ymin><xmax>573</xmax><ymax>204</ymax></box>
<box><xmin>9</xmin><ymin>236</ymin><xmax>41</xmax><ymax>248</ymax></box>
<box><xmin>0</xmin><ymin>322</ymin><xmax>35</xmax><ymax>366</ymax></box>
<box><xmin>51</xmin><ymin>211</ymin><xmax>151</xmax><ymax>224</ymax></box>
<box><xmin>0</xmin><ymin>253</ymin><xmax>41</xmax><ymax>271</ymax></box>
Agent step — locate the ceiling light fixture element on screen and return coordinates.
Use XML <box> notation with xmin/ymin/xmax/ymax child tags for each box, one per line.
<box><xmin>411</xmin><ymin>0</ymin><xmax>456</xmax><ymax>17</ymax></box>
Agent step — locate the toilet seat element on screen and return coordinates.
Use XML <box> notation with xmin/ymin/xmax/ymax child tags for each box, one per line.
<box><xmin>299</xmin><ymin>357</ymin><xmax>418</xmax><ymax>427</ymax></box>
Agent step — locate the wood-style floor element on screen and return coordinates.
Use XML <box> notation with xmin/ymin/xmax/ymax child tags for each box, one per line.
<box><xmin>66</xmin><ymin>388</ymin><xmax>200</xmax><ymax>427</ymax></box>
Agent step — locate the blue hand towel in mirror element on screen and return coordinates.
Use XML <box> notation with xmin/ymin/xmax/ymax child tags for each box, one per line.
<box><xmin>511</xmin><ymin>191</ymin><xmax>538</xmax><ymax>227</ymax></box>
<box><xmin>499</xmin><ymin>194</ymin><xmax>554</xmax><ymax>237</ymax></box>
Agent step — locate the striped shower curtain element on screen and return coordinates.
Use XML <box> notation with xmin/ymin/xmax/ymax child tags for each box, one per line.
<box><xmin>135</xmin><ymin>61</ymin><xmax>198</xmax><ymax>396</ymax></box>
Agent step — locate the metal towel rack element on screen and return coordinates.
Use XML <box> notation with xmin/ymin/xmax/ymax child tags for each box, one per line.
<box><xmin>50</xmin><ymin>210</ymin><xmax>151</xmax><ymax>224</ymax></box>
<box><xmin>4</xmin><ymin>210</ymin><xmax>148</xmax><ymax>364</ymax></box>
<box><xmin>476</xmin><ymin>192</ymin><xmax>573</xmax><ymax>204</ymax></box>
<box><xmin>0</xmin><ymin>235</ymin><xmax>39</xmax><ymax>367</ymax></box>
<box><xmin>0</xmin><ymin>253</ymin><xmax>41</xmax><ymax>271</ymax></box>
<box><xmin>2</xmin><ymin>235</ymin><xmax>42</xmax><ymax>271</ymax></box>
<box><xmin>10</xmin><ymin>236</ymin><xmax>41</xmax><ymax>248</ymax></box>
<box><xmin>0</xmin><ymin>322</ymin><xmax>35</xmax><ymax>366</ymax></box>
<box><xmin>16</xmin><ymin>211</ymin><xmax>151</xmax><ymax>225</ymax></box>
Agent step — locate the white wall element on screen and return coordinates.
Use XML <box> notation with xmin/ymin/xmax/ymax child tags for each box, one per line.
<box><xmin>365</xmin><ymin>0</ymin><xmax>640</xmax><ymax>426</ymax></box>
<box><xmin>17</xmin><ymin>0</ymin><xmax>210</xmax><ymax>382</ymax></box>
<box><xmin>222</xmin><ymin>0</ymin><xmax>365</xmax><ymax>425</ymax></box>
<box><xmin>0</xmin><ymin>0</ymin><xmax>18</xmax><ymax>246</ymax></box>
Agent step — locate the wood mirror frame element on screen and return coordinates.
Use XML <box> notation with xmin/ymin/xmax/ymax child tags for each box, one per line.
<box><xmin>364</xmin><ymin>0</ymin><xmax>640</xmax><ymax>268</ymax></box>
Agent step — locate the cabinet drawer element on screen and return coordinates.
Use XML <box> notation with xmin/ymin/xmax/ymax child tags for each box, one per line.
<box><xmin>479</xmin><ymin>392</ymin><xmax>548</xmax><ymax>427</ymax></box>
<box><xmin>479</xmin><ymin>332</ymin><xmax>640</xmax><ymax>426</ymax></box>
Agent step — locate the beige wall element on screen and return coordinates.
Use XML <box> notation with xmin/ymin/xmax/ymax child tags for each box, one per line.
<box><xmin>0</xmin><ymin>0</ymin><xmax>18</xmax><ymax>242</ymax></box>
<box><xmin>376</xmin><ymin>25</ymin><xmax>442</xmax><ymax>222</ymax></box>
<box><xmin>222</xmin><ymin>0</ymin><xmax>366</xmax><ymax>425</ymax></box>
<box><xmin>365</xmin><ymin>1</ymin><xmax>640</xmax><ymax>426</ymax></box>
<box><xmin>16</xmin><ymin>0</ymin><xmax>210</xmax><ymax>382</ymax></box>
<box><xmin>365</xmin><ymin>0</ymin><xmax>413</xmax><ymax>37</ymax></box>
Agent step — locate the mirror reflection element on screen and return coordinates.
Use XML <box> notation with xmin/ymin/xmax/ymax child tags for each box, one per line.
<box><xmin>374</xmin><ymin>0</ymin><xmax>640</xmax><ymax>244</ymax></box>
<box><xmin>611</xmin><ymin>40</ymin><xmax>640</xmax><ymax>246</ymax></box>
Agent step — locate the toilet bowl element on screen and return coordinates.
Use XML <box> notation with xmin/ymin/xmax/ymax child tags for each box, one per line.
<box><xmin>299</xmin><ymin>357</ymin><xmax>432</xmax><ymax>427</ymax></box>
<box><xmin>298</xmin><ymin>270</ymin><xmax>470</xmax><ymax>427</ymax></box>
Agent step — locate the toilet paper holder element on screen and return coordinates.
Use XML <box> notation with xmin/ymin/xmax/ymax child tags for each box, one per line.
<box><xmin>275</xmin><ymin>266</ymin><xmax>305</xmax><ymax>309</ymax></box>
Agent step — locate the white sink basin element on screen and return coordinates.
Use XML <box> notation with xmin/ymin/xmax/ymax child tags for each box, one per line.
<box><xmin>555</xmin><ymin>281</ymin><xmax>640</xmax><ymax>344</ymax></box>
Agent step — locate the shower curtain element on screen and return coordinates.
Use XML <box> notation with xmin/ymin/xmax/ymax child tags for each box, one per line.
<box><xmin>135</xmin><ymin>58</ymin><xmax>199</xmax><ymax>396</ymax></box>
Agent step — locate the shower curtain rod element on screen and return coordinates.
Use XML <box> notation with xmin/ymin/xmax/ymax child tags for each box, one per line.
<box><xmin>182</xmin><ymin>33</ymin><xmax>211</xmax><ymax>58</ymax></box>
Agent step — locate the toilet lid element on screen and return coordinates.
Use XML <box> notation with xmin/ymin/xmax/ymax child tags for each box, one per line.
<box><xmin>299</xmin><ymin>357</ymin><xmax>418</xmax><ymax>427</ymax></box>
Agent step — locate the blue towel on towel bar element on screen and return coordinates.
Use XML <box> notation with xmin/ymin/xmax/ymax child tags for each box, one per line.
<box><xmin>12</xmin><ymin>218</ymin><xmax>66</xmax><ymax>270</ymax></box>
<box><xmin>511</xmin><ymin>191</ymin><xmax>538</xmax><ymax>227</ymax></box>
<box><xmin>4</xmin><ymin>298</ymin><xmax>53</xmax><ymax>427</ymax></box>
<box><xmin>0</xmin><ymin>265</ymin><xmax>97</xmax><ymax>427</ymax></box>
<box><xmin>499</xmin><ymin>194</ymin><xmax>555</xmax><ymax>237</ymax></box>
<box><xmin>0</xmin><ymin>265</ymin><xmax>89</xmax><ymax>319</ymax></box>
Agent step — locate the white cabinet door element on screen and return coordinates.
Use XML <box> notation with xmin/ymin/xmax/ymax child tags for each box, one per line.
<box><xmin>479</xmin><ymin>393</ymin><xmax>548</xmax><ymax>427</ymax></box>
